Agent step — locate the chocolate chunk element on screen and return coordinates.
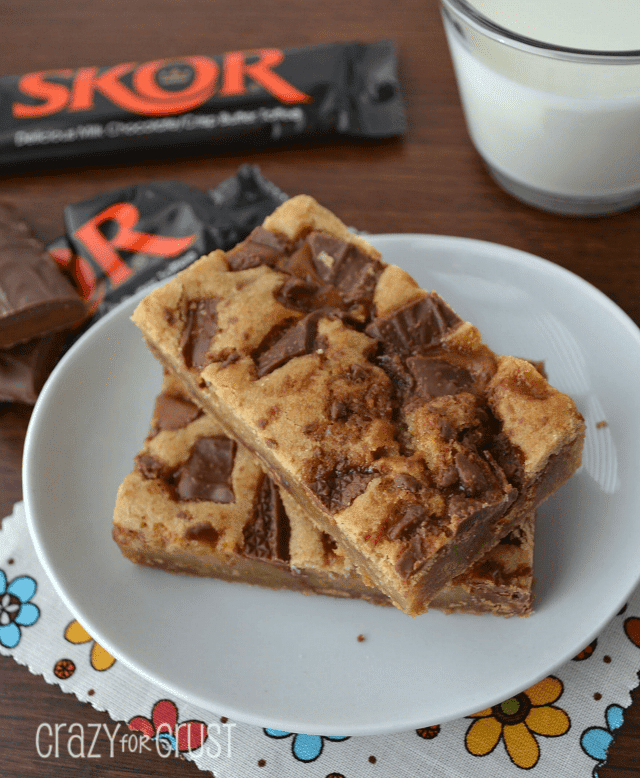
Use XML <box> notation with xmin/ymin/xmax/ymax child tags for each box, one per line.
<box><xmin>306</xmin><ymin>233</ymin><xmax>352</xmax><ymax>282</ymax></box>
<box><xmin>180</xmin><ymin>298</ymin><xmax>218</xmax><ymax>369</ymax></box>
<box><xmin>471</xmin><ymin>558</ymin><xmax>532</xmax><ymax>585</ymax></box>
<box><xmin>0</xmin><ymin>203</ymin><xmax>87</xmax><ymax>348</ymax></box>
<box><xmin>407</xmin><ymin>356</ymin><xmax>474</xmax><ymax>398</ymax></box>
<box><xmin>173</xmin><ymin>436</ymin><xmax>236</xmax><ymax>502</ymax></box>
<box><xmin>135</xmin><ymin>454</ymin><xmax>167</xmax><ymax>480</ymax></box>
<box><xmin>152</xmin><ymin>392</ymin><xmax>203</xmax><ymax>432</ymax></box>
<box><xmin>275</xmin><ymin>245</ymin><xmax>345</xmax><ymax>313</ymax></box>
<box><xmin>392</xmin><ymin>486</ymin><xmax>517</xmax><ymax>581</ymax></box>
<box><xmin>269</xmin><ymin>232</ymin><xmax>383</xmax><ymax>317</ymax></box>
<box><xmin>274</xmin><ymin>274</ymin><xmax>343</xmax><ymax>313</ymax></box>
<box><xmin>447</xmin><ymin>488</ymin><xmax>517</xmax><ymax>527</ymax></box>
<box><xmin>278</xmin><ymin>241</ymin><xmax>323</xmax><ymax>284</ymax></box>
<box><xmin>459</xmin><ymin>424</ymin><xmax>487</xmax><ymax>453</ymax></box>
<box><xmin>386</xmin><ymin>504</ymin><xmax>430</xmax><ymax>540</ymax></box>
<box><xmin>395</xmin><ymin>534</ymin><xmax>430</xmax><ymax>580</ymax></box>
<box><xmin>450</xmin><ymin>434</ymin><xmax>512</xmax><ymax>498</ymax></box>
<box><xmin>310</xmin><ymin>463</ymin><xmax>376</xmax><ymax>513</ymax></box>
<box><xmin>307</xmin><ymin>233</ymin><xmax>383</xmax><ymax>305</ymax></box>
<box><xmin>454</xmin><ymin>450</ymin><xmax>491</xmax><ymax>495</ymax></box>
<box><xmin>366</xmin><ymin>293</ymin><xmax>462</xmax><ymax>355</ymax></box>
<box><xmin>488</xmin><ymin>432</ymin><xmax>525</xmax><ymax>488</ymax></box>
<box><xmin>227</xmin><ymin>227</ymin><xmax>291</xmax><ymax>270</ymax></box>
<box><xmin>437</xmin><ymin>416</ymin><xmax>456</xmax><ymax>442</ymax></box>
<box><xmin>275</xmin><ymin>276</ymin><xmax>317</xmax><ymax>309</ymax></box>
<box><xmin>392</xmin><ymin>474</ymin><xmax>422</xmax><ymax>493</ymax></box>
<box><xmin>184</xmin><ymin>522</ymin><xmax>219</xmax><ymax>548</ymax></box>
<box><xmin>242</xmin><ymin>474</ymin><xmax>290</xmax><ymax>562</ymax></box>
<box><xmin>254</xmin><ymin>311</ymin><xmax>323</xmax><ymax>377</ymax></box>
<box><xmin>0</xmin><ymin>331</ymin><xmax>67</xmax><ymax>404</ymax></box>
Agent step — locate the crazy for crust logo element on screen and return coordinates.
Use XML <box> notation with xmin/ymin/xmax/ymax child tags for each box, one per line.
<box><xmin>12</xmin><ymin>50</ymin><xmax>311</xmax><ymax>119</ymax></box>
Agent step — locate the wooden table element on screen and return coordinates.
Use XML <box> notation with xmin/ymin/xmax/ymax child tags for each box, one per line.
<box><xmin>0</xmin><ymin>1</ymin><xmax>638</xmax><ymax>775</ymax></box>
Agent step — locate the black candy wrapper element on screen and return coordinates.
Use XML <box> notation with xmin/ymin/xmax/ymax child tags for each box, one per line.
<box><xmin>0</xmin><ymin>40</ymin><xmax>405</xmax><ymax>167</ymax></box>
<box><xmin>1</xmin><ymin>165</ymin><xmax>286</xmax><ymax>404</ymax></box>
<box><xmin>50</xmin><ymin>165</ymin><xmax>288</xmax><ymax>322</ymax></box>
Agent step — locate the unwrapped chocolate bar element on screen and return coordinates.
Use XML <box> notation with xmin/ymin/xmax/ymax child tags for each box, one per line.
<box><xmin>0</xmin><ymin>202</ymin><xmax>87</xmax><ymax>348</ymax></box>
<box><xmin>0</xmin><ymin>332</ymin><xmax>68</xmax><ymax>404</ymax></box>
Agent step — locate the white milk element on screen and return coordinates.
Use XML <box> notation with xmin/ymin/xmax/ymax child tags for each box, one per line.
<box><xmin>470</xmin><ymin>0</ymin><xmax>640</xmax><ymax>52</ymax></box>
<box><xmin>442</xmin><ymin>0</ymin><xmax>640</xmax><ymax>206</ymax></box>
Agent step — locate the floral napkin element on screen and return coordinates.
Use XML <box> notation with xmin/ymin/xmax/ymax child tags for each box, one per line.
<box><xmin>2</xmin><ymin>500</ymin><xmax>639</xmax><ymax>777</ymax></box>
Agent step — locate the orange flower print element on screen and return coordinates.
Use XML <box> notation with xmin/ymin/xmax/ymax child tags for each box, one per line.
<box><xmin>465</xmin><ymin>676</ymin><xmax>570</xmax><ymax>769</ymax></box>
<box><xmin>64</xmin><ymin>620</ymin><xmax>116</xmax><ymax>671</ymax></box>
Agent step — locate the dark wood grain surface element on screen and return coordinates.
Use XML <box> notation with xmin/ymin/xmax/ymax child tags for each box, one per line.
<box><xmin>0</xmin><ymin>1</ymin><xmax>638</xmax><ymax>775</ymax></box>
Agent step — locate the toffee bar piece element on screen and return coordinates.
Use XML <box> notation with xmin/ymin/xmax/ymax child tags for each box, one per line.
<box><xmin>0</xmin><ymin>202</ymin><xmax>87</xmax><ymax>348</ymax></box>
<box><xmin>0</xmin><ymin>331</ymin><xmax>68</xmax><ymax>404</ymax></box>
<box><xmin>132</xmin><ymin>195</ymin><xmax>585</xmax><ymax>616</ymax></box>
<box><xmin>113</xmin><ymin>376</ymin><xmax>536</xmax><ymax>616</ymax></box>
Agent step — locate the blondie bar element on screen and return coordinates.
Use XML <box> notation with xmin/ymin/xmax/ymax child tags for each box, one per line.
<box><xmin>132</xmin><ymin>195</ymin><xmax>584</xmax><ymax>616</ymax></box>
<box><xmin>113</xmin><ymin>375</ymin><xmax>535</xmax><ymax>616</ymax></box>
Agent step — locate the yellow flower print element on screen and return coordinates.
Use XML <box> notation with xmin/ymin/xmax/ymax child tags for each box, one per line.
<box><xmin>64</xmin><ymin>620</ymin><xmax>116</xmax><ymax>671</ymax></box>
<box><xmin>465</xmin><ymin>676</ymin><xmax>570</xmax><ymax>769</ymax></box>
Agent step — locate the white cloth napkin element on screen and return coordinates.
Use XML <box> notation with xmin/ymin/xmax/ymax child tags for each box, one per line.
<box><xmin>2</xmin><ymin>500</ymin><xmax>639</xmax><ymax>777</ymax></box>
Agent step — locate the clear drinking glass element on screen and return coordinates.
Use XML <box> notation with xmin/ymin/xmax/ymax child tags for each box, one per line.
<box><xmin>440</xmin><ymin>0</ymin><xmax>640</xmax><ymax>216</ymax></box>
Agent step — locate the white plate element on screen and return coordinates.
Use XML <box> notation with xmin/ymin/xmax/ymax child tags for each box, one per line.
<box><xmin>23</xmin><ymin>234</ymin><xmax>640</xmax><ymax>736</ymax></box>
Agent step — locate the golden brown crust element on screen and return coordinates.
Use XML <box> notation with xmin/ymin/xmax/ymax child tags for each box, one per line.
<box><xmin>262</xmin><ymin>194</ymin><xmax>380</xmax><ymax>257</ymax></box>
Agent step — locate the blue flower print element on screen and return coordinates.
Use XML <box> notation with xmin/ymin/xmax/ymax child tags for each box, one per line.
<box><xmin>581</xmin><ymin>704</ymin><xmax>624</xmax><ymax>778</ymax></box>
<box><xmin>155</xmin><ymin>731</ymin><xmax>177</xmax><ymax>753</ymax></box>
<box><xmin>264</xmin><ymin>729</ymin><xmax>349</xmax><ymax>762</ymax></box>
<box><xmin>0</xmin><ymin>570</ymin><xmax>40</xmax><ymax>649</ymax></box>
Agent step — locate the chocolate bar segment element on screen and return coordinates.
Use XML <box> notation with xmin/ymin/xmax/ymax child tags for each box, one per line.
<box><xmin>243</xmin><ymin>474</ymin><xmax>291</xmax><ymax>563</ymax></box>
<box><xmin>172</xmin><ymin>436</ymin><xmax>236</xmax><ymax>503</ymax></box>
<box><xmin>180</xmin><ymin>299</ymin><xmax>220</xmax><ymax>370</ymax></box>
<box><xmin>0</xmin><ymin>202</ymin><xmax>87</xmax><ymax>348</ymax></box>
<box><xmin>132</xmin><ymin>196</ymin><xmax>584</xmax><ymax>616</ymax></box>
<box><xmin>113</xmin><ymin>376</ymin><xmax>535</xmax><ymax>616</ymax></box>
<box><xmin>0</xmin><ymin>331</ymin><xmax>68</xmax><ymax>404</ymax></box>
<box><xmin>151</xmin><ymin>391</ymin><xmax>203</xmax><ymax>432</ymax></box>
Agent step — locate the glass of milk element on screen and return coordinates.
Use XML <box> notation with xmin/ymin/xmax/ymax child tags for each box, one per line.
<box><xmin>440</xmin><ymin>0</ymin><xmax>640</xmax><ymax>216</ymax></box>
